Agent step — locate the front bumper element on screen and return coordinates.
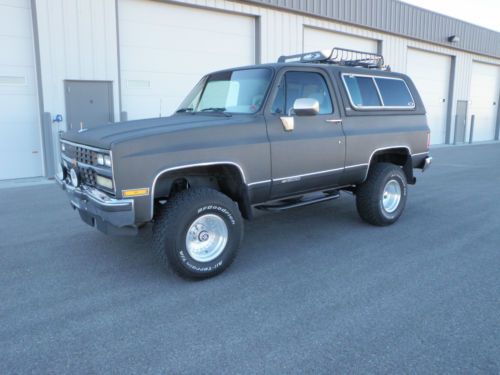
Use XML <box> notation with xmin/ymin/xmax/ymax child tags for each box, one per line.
<box><xmin>56</xmin><ymin>176</ymin><xmax>137</xmax><ymax>235</ymax></box>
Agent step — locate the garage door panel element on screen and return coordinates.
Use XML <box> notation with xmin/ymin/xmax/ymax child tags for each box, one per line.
<box><xmin>407</xmin><ymin>49</ymin><xmax>451</xmax><ymax>144</ymax></box>
<box><xmin>0</xmin><ymin>95</ymin><xmax>38</xmax><ymax>123</ymax></box>
<box><xmin>469</xmin><ymin>62</ymin><xmax>500</xmax><ymax>142</ymax></box>
<box><xmin>0</xmin><ymin>5</ymin><xmax>32</xmax><ymax>38</ymax></box>
<box><xmin>0</xmin><ymin>67</ymin><xmax>36</xmax><ymax>95</ymax></box>
<box><xmin>123</xmin><ymin>72</ymin><xmax>200</xmax><ymax>94</ymax></box>
<box><xmin>303</xmin><ymin>27</ymin><xmax>378</xmax><ymax>53</ymax></box>
<box><xmin>121</xmin><ymin>96</ymin><xmax>164</xmax><ymax>120</ymax></box>
<box><xmin>119</xmin><ymin>0</ymin><xmax>255</xmax><ymax>119</ymax></box>
<box><xmin>120</xmin><ymin>46</ymin><xmax>253</xmax><ymax>74</ymax></box>
<box><xmin>122</xmin><ymin>72</ymin><xmax>201</xmax><ymax>116</ymax></box>
<box><xmin>120</xmin><ymin>0</ymin><xmax>253</xmax><ymax>33</ymax></box>
<box><xmin>120</xmin><ymin>21</ymin><xmax>253</xmax><ymax>53</ymax></box>
<box><xmin>0</xmin><ymin>36</ymin><xmax>35</xmax><ymax>66</ymax></box>
<box><xmin>0</xmin><ymin>1</ymin><xmax>41</xmax><ymax>180</ymax></box>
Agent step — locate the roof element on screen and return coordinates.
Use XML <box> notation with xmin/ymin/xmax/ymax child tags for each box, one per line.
<box><xmin>213</xmin><ymin>62</ymin><xmax>410</xmax><ymax>80</ymax></box>
<box><xmin>243</xmin><ymin>0</ymin><xmax>500</xmax><ymax>59</ymax></box>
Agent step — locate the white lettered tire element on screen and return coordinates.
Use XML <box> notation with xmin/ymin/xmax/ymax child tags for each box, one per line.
<box><xmin>152</xmin><ymin>188</ymin><xmax>243</xmax><ymax>279</ymax></box>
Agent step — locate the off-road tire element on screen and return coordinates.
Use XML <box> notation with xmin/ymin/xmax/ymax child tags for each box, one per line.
<box><xmin>152</xmin><ymin>188</ymin><xmax>243</xmax><ymax>279</ymax></box>
<box><xmin>356</xmin><ymin>163</ymin><xmax>407</xmax><ymax>226</ymax></box>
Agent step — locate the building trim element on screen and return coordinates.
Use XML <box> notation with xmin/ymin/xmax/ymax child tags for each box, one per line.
<box><xmin>115</xmin><ymin>0</ymin><xmax>124</xmax><ymax>121</ymax></box>
<box><xmin>445</xmin><ymin>56</ymin><xmax>456</xmax><ymax>144</ymax></box>
<box><xmin>30</xmin><ymin>0</ymin><xmax>52</xmax><ymax>178</ymax></box>
<box><xmin>496</xmin><ymin>90</ymin><xmax>500</xmax><ymax>141</ymax></box>
<box><xmin>241</xmin><ymin>0</ymin><xmax>500</xmax><ymax>59</ymax></box>
<box><xmin>255</xmin><ymin>15</ymin><xmax>262</xmax><ymax>64</ymax></box>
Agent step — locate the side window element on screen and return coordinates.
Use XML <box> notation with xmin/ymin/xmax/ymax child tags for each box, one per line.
<box><xmin>374</xmin><ymin>77</ymin><xmax>415</xmax><ymax>107</ymax></box>
<box><xmin>271</xmin><ymin>71</ymin><xmax>334</xmax><ymax>115</ymax></box>
<box><xmin>343</xmin><ymin>75</ymin><xmax>381</xmax><ymax>107</ymax></box>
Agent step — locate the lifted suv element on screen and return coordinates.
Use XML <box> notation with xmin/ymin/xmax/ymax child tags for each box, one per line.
<box><xmin>57</xmin><ymin>48</ymin><xmax>432</xmax><ymax>279</ymax></box>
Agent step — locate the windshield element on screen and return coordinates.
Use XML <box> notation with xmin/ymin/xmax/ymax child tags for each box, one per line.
<box><xmin>178</xmin><ymin>68</ymin><xmax>273</xmax><ymax>114</ymax></box>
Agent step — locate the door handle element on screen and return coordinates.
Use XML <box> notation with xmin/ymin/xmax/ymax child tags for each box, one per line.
<box><xmin>326</xmin><ymin>119</ymin><xmax>342</xmax><ymax>124</ymax></box>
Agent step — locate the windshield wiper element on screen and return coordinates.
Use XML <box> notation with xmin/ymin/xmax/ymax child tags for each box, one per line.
<box><xmin>176</xmin><ymin>107</ymin><xmax>194</xmax><ymax>113</ymax></box>
<box><xmin>199</xmin><ymin>107</ymin><xmax>232</xmax><ymax>117</ymax></box>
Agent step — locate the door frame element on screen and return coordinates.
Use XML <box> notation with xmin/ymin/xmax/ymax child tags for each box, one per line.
<box><xmin>64</xmin><ymin>79</ymin><xmax>114</xmax><ymax>131</ymax></box>
<box><xmin>263</xmin><ymin>66</ymin><xmax>345</xmax><ymax>198</ymax></box>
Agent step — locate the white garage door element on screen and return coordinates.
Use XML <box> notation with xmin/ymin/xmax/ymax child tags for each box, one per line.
<box><xmin>119</xmin><ymin>0</ymin><xmax>255</xmax><ymax>120</ymax></box>
<box><xmin>469</xmin><ymin>62</ymin><xmax>500</xmax><ymax>142</ymax></box>
<box><xmin>0</xmin><ymin>0</ymin><xmax>42</xmax><ymax>180</ymax></box>
<box><xmin>407</xmin><ymin>49</ymin><xmax>451</xmax><ymax>144</ymax></box>
<box><xmin>303</xmin><ymin>27</ymin><xmax>378</xmax><ymax>54</ymax></box>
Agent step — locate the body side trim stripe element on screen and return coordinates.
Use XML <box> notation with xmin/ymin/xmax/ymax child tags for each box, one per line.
<box><xmin>272</xmin><ymin>167</ymin><xmax>344</xmax><ymax>182</ymax></box>
<box><xmin>247</xmin><ymin>179</ymin><xmax>272</xmax><ymax>187</ymax></box>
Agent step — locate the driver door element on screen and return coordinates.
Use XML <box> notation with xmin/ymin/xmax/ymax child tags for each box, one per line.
<box><xmin>264</xmin><ymin>68</ymin><xmax>346</xmax><ymax>199</ymax></box>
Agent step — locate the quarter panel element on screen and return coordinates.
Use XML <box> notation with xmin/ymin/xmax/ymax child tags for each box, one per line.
<box><xmin>341</xmin><ymin>113</ymin><xmax>429</xmax><ymax>184</ymax></box>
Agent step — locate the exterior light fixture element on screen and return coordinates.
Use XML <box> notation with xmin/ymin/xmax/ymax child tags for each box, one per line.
<box><xmin>448</xmin><ymin>35</ymin><xmax>460</xmax><ymax>43</ymax></box>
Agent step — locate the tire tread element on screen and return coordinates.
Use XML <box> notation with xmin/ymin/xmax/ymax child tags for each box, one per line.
<box><xmin>356</xmin><ymin>163</ymin><xmax>406</xmax><ymax>226</ymax></box>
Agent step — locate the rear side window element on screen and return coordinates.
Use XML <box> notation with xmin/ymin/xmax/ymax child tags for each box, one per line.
<box><xmin>343</xmin><ymin>75</ymin><xmax>381</xmax><ymax>107</ymax></box>
<box><xmin>342</xmin><ymin>74</ymin><xmax>415</xmax><ymax>110</ymax></box>
<box><xmin>375</xmin><ymin>78</ymin><xmax>415</xmax><ymax>107</ymax></box>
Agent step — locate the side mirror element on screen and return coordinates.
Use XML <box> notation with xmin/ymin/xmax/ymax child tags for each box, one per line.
<box><xmin>293</xmin><ymin>98</ymin><xmax>320</xmax><ymax>116</ymax></box>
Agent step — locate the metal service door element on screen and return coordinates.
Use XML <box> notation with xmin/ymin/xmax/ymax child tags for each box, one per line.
<box><xmin>65</xmin><ymin>80</ymin><xmax>114</xmax><ymax>130</ymax></box>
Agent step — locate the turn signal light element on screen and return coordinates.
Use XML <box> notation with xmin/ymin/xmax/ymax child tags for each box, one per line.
<box><xmin>122</xmin><ymin>188</ymin><xmax>150</xmax><ymax>197</ymax></box>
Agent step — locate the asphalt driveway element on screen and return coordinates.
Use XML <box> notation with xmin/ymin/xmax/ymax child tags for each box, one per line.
<box><xmin>1</xmin><ymin>143</ymin><xmax>499</xmax><ymax>374</ymax></box>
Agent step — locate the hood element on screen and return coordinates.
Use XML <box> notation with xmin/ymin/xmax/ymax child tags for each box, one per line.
<box><xmin>60</xmin><ymin>114</ymin><xmax>236</xmax><ymax>149</ymax></box>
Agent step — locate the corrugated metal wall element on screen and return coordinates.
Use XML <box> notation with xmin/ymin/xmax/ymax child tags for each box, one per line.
<box><xmin>244</xmin><ymin>0</ymin><xmax>500</xmax><ymax>59</ymax></box>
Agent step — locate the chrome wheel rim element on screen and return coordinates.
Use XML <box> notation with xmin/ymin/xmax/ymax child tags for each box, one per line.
<box><xmin>382</xmin><ymin>179</ymin><xmax>401</xmax><ymax>213</ymax></box>
<box><xmin>186</xmin><ymin>214</ymin><xmax>228</xmax><ymax>263</ymax></box>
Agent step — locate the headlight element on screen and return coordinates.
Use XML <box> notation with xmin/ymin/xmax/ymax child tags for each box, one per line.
<box><xmin>61</xmin><ymin>143</ymin><xmax>66</xmax><ymax>152</ymax></box>
<box><xmin>96</xmin><ymin>153</ymin><xmax>104</xmax><ymax>165</ymax></box>
<box><xmin>95</xmin><ymin>175</ymin><xmax>113</xmax><ymax>190</ymax></box>
<box><xmin>96</xmin><ymin>153</ymin><xmax>112</xmax><ymax>167</ymax></box>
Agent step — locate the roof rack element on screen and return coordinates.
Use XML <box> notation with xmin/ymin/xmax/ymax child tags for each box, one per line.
<box><xmin>277</xmin><ymin>47</ymin><xmax>386</xmax><ymax>70</ymax></box>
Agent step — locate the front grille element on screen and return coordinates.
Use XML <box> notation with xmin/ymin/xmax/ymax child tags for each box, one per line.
<box><xmin>60</xmin><ymin>140</ymin><xmax>114</xmax><ymax>195</ymax></box>
<box><xmin>80</xmin><ymin>167</ymin><xmax>96</xmax><ymax>186</ymax></box>
<box><xmin>76</xmin><ymin>146</ymin><xmax>95</xmax><ymax>165</ymax></box>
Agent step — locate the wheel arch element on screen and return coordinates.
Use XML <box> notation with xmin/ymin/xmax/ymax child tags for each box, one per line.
<box><xmin>151</xmin><ymin>162</ymin><xmax>252</xmax><ymax>220</ymax></box>
<box><xmin>364</xmin><ymin>146</ymin><xmax>415</xmax><ymax>184</ymax></box>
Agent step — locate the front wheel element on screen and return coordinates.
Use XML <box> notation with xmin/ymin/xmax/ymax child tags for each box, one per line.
<box><xmin>152</xmin><ymin>188</ymin><xmax>243</xmax><ymax>279</ymax></box>
<box><xmin>356</xmin><ymin>163</ymin><xmax>407</xmax><ymax>226</ymax></box>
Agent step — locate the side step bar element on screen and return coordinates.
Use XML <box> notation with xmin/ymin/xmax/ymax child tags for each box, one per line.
<box><xmin>255</xmin><ymin>191</ymin><xmax>340</xmax><ymax>212</ymax></box>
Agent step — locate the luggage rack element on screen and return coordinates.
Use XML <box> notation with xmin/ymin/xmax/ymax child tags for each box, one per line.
<box><xmin>277</xmin><ymin>47</ymin><xmax>387</xmax><ymax>70</ymax></box>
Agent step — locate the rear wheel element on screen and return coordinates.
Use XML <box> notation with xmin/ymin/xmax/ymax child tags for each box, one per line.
<box><xmin>152</xmin><ymin>188</ymin><xmax>243</xmax><ymax>279</ymax></box>
<box><xmin>356</xmin><ymin>163</ymin><xmax>407</xmax><ymax>226</ymax></box>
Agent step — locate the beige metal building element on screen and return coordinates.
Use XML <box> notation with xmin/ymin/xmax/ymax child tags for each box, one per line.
<box><xmin>1</xmin><ymin>0</ymin><xmax>499</xmax><ymax>180</ymax></box>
